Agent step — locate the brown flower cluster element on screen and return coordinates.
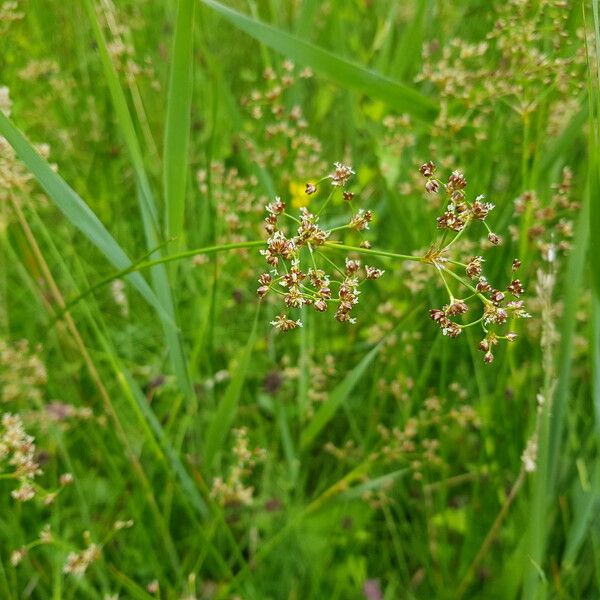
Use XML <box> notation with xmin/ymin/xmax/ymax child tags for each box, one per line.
<box><xmin>210</xmin><ymin>427</ymin><xmax>266</xmax><ymax>506</ymax></box>
<box><xmin>256</xmin><ymin>158</ymin><xmax>526</xmax><ymax>363</ymax></box>
<box><xmin>510</xmin><ymin>166</ymin><xmax>579</xmax><ymax>261</ymax></box>
<box><xmin>0</xmin><ymin>413</ymin><xmax>41</xmax><ymax>502</ymax></box>
<box><xmin>419</xmin><ymin>162</ymin><xmax>530</xmax><ymax>362</ymax></box>
<box><xmin>0</xmin><ymin>338</ymin><xmax>47</xmax><ymax>405</ymax></box>
<box><xmin>240</xmin><ymin>60</ymin><xmax>326</xmax><ymax>182</ymax></box>
<box><xmin>420</xmin><ymin>161</ymin><xmax>498</xmax><ymax>240</ymax></box>
<box><xmin>417</xmin><ymin>0</ymin><xmax>585</xmax><ymax>148</ymax></box>
<box><xmin>196</xmin><ymin>162</ymin><xmax>265</xmax><ymax>245</ymax></box>
<box><xmin>258</xmin><ymin>162</ymin><xmax>384</xmax><ymax>330</ymax></box>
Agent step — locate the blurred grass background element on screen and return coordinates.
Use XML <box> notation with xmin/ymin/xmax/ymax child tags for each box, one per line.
<box><xmin>0</xmin><ymin>0</ymin><xmax>597</xmax><ymax>598</ymax></box>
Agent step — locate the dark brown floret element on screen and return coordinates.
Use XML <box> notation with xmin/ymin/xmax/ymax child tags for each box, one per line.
<box><xmin>466</xmin><ymin>256</ymin><xmax>484</xmax><ymax>278</ymax></box>
<box><xmin>471</xmin><ymin>200</ymin><xmax>491</xmax><ymax>220</ymax></box>
<box><xmin>365</xmin><ymin>265</ymin><xmax>384</xmax><ymax>279</ymax></box>
<box><xmin>437</xmin><ymin>211</ymin><xmax>465</xmax><ymax>232</ymax></box>
<box><xmin>419</xmin><ymin>161</ymin><xmax>436</xmax><ymax>177</ymax></box>
<box><xmin>490</xmin><ymin>290</ymin><xmax>505</xmax><ymax>304</ymax></box>
<box><xmin>445</xmin><ymin>300</ymin><xmax>469</xmax><ymax>316</ymax></box>
<box><xmin>425</xmin><ymin>179</ymin><xmax>440</xmax><ymax>194</ymax></box>
<box><xmin>447</xmin><ymin>170</ymin><xmax>467</xmax><ymax>191</ymax></box>
<box><xmin>257</xmin><ymin>274</ymin><xmax>271</xmax><ymax>298</ymax></box>
<box><xmin>430</xmin><ymin>308</ymin><xmax>446</xmax><ymax>322</ymax></box>
<box><xmin>507</xmin><ymin>279</ymin><xmax>524</xmax><ymax>297</ymax></box>
<box><xmin>487</xmin><ymin>232</ymin><xmax>502</xmax><ymax>245</ymax></box>
<box><xmin>476</xmin><ymin>278</ymin><xmax>492</xmax><ymax>293</ymax></box>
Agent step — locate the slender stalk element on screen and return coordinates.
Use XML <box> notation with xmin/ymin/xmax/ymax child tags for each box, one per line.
<box><xmin>441</xmin><ymin>265</ymin><xmax>489</xmax><ymax>303</ymax></box>
<box><xmin>52</xmin><ymin>241</ymin><xmax>266</xmax><ymax>322</ymax></box>
<box><xmin>456</xmin><ymin>468</ymin><xmax>527</xmax><ymax>598</ymax></box>
<box><xmin>56</xmin><ymin>238</ymin><xmax>422</xmax><ymax>323</ymax></box>
<box><xmin>322</xmin><ymin>241</ymin><xmax>421</xmax><ymax>262</ymax></box>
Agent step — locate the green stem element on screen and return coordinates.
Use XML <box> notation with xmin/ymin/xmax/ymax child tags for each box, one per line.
<box><xmin>322</xmin><ymin>241</ymin><xmax>421</xmax><ymax>262</ymax></box>
<box><xmin>52</xmin><ymin>241</ymin><xmax>266</xmax><ymax>324</ymax></box>
<box><xmin>441</xmin><ymin>266</ymin><xmax>489</xmax><ymax>304</ymax></box>
<box><xmin>437</xmin><ymin>267</ymin><xmax>455</xmax><ymax>302</ymax></box>
<box><xmin>440</xmin><ymin>225</ymin><xmax>467</xmax><ymax>253</ymax></box>
<box><xmin>317</xmin><ymin>188</ymin><xmax>335</xmax><ymax>217</ymax></box>
<box><xmin>460</xmin><ymin>316</ymin><xmax>485</xmax><ymax>329</ymax></box>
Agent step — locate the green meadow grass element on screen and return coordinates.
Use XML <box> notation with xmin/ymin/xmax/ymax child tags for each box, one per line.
<box><xmin>0</xmin><ymin>0</ymin><xmax>597</xmax><ymax>598</ymax></box>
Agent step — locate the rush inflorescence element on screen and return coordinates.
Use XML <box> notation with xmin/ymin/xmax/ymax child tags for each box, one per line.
<box><xmin>257</xmin><ymin>161</ymin><xmax>529</xmax><ymax>363</ymax></box>
<box><xmin>257</xmin><ymin>162</ymin><xmax>384</xmax><ymax>331</ymax></box>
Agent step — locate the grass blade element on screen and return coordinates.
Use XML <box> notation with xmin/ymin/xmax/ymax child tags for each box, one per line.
<box><xmin>540</xmin><ymin>103</ymin><xmax>587</xmax><ymax>174</ymax></box>
<box><xmin>590</xmin><ymin>0</ymin><xmax>600</xmax><ymax>298</ymax></box>
<box><xmin>82</xmin><ymin>0</ymin><xmax>194</xmax><ymax>400</ymax></box>
<box><xmin>53</xmin><ymin>240</ymin><xmax>264</xmax><ymax>321</ymax></box>
<box><xmin>202</xmin><ymin>306</ymin><xmax>260</xmax><ymax>469</ymax></box>
<box><xmin>388</xmin><ymin>0</ymin><xmax>429</xmax><ymax>80</ymax></box>
<box><xmin>522</xmin><ymin>194</ymin><xmax>589</xmax><ymax>599</ymax></box>
<box><xmin>338</xmin><ymin>468</ymin><xmax>409</xmax><ymax>502</ymax></box>
<box><xmin>164</xmin><ymin>0</ymin><xmax>196</xmax><ymax>248</ymax></box>
<box><xmin>82</xmin><ymin>0</ymin><xmax>159</xmax><ymax>234</ymax></box>
<box><xmin>120</xmin><ymin>371</ymin><xmax>209</xmax><ymax>518</ymax></box>
<box><xmin>200</xmin><ymin>0</ymin><xmax>437</xmax><ymax>123</ymax></box>
<box><xmin>300</xmin><ymin>337</ymin><xmax>387</xmax><ymax>450</ymax></box>
<box><xmin>0</xmin><ymin>111</ymin><xmax>168</xmax><ymax>320</ymax></box>
<box><xmin>562</xmin><ymin>459</ymin><xmax>600</xmax><ymax>569</ymax></box>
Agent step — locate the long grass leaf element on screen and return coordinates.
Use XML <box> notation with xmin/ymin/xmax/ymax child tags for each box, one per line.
<box><xmin>200</xmin><ymin>0</ymin><xmax>437</xmax><ymax>122</ymax></box>
<box><xmin>523</xmin><ymin>147</ymin><xmax>591</xmax><ymax>600</ymax></box>
<box><xmin>388</xmin><ymin>0</ymin><xmax>429</xmax><ymax>80</ymax></box>
<box><xmin>300</xmin><ymin>337</ymin><xmax>386</xmax><ymax>450</ymax></box>
<box><xmin>202</xmin><ymin>306</ymin><xmax>260</xmax><ymax>469</ymax></box>
<box><xmin>121</xmin><ymin>371</ymin><xmax>209</xmax><ymax>518</ymax></box>
<box><xmin>82</xmin><ymin>0</ymin><xmax>194</xmax><ymax>399</ymax></box>
<box><xmin>547</xmin><ymin>192</ymin><xmax>590</xmax><ymax>485</ymax></box>
<box><xmin>164</xmin><ymin>0</ymin><xmax>195</xmax><ymax>247</ymax></box>
<box><xmin>82</xmin><ymin>0</ymin><xmax>159</xmax><ymax>233</ymax></box>
<box><xmin>540</xmin><ymin>103</ymin><xmax>587</xmax><ymax>174</ymax></box>
<box><xmin>0</xmin><ymin>111</ymin><xmax>168</xmax><ymax>320</ymax></box>
<box><xmin>590</xmin><ymin>1</ymin><xmax>600</xmax><ymax>298</ymax></box>
<box><xmin>562</xmin><ymin>459</ymin><xmax>600</xmax><ymax>569</ymax></box>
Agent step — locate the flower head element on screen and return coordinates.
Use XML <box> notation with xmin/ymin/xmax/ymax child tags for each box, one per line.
<box><xmin>329</xmin><ymin>162</ymin><xmax>355</xmax><ymax>187</ymax></box>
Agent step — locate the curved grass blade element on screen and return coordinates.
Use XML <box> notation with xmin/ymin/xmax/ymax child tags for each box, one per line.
<box><xmin>83</xmin><ymin>0</ymin><xmax>194</xmax><ymax>400</ymax></box>
<box><xmin>200</xmin><ymin>0</ymin><xmax>437</xmax><ymax>123</ymax></box>
<box><xmin>120</xmin><ymin>370</ymin><xmax>209</xmax><ymax>518</ymax></box>
<box><xmin>53</xmin><ymin>241</ymin><xmax>265</xmax><ymax>321</ymax></box>
<box><xmin>0</xmin><ymin>111</ymin><xmax>169</xmax><ymax>322</ymax></box>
